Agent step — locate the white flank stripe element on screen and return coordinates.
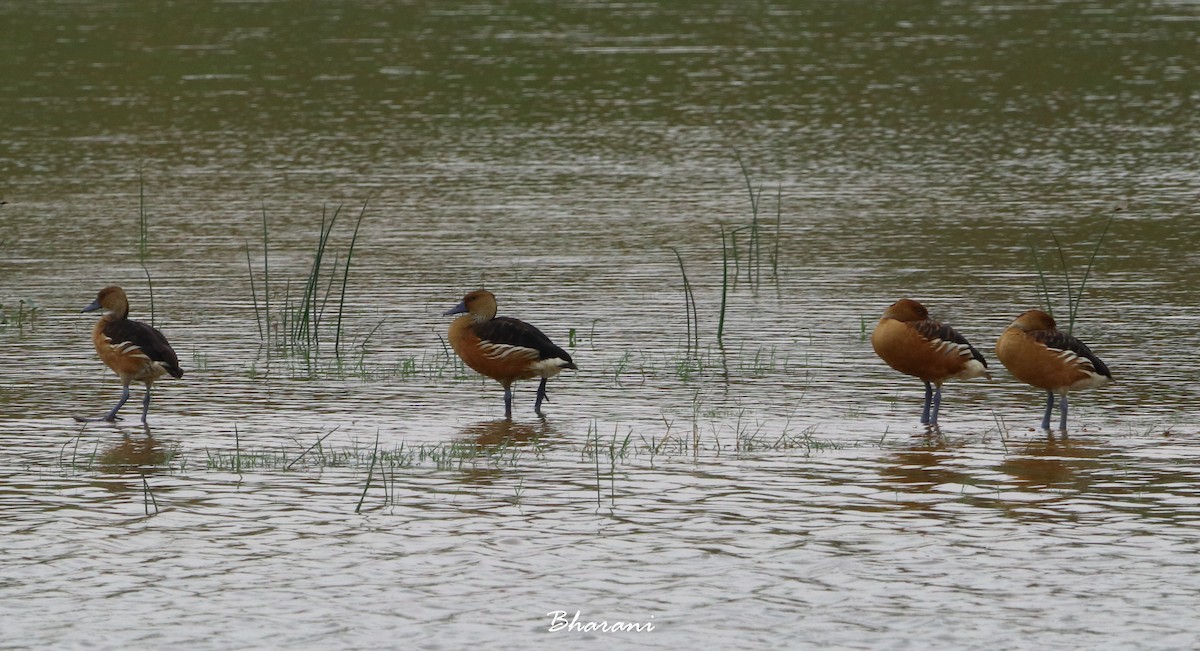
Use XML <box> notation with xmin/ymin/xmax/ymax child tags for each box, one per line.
<box><xmin>930</xmin><ymin>338</ymin><xmax>972</xmax><ymax>358</ymax></box>
<box><xmin>480</xmin><ymin>342</ymin><xmax>537</xmax><ymax>361</ymax></box>
<box><xmin>1049</xmin><ymin>347</ymin><xmax>1094</xmax><ymax>371</ymax></box>
<box><xmin>108</xmin><ymin>339</ymin><xmax>150</xmax><ymax>360</ymax></box>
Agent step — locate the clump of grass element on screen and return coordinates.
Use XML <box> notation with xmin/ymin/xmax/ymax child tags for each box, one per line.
<box><xmin>203</xmin><ymin>435</ymin><xmax>544</xmax><ymax>473</ymax></box>
<box><xmin>717</xmin><ymin>153</ymin><xmax>787</xmax><ymax>346</ymax></box>
<box><xmin>602</xmin><ymin>343</ymin><xmax>797</xmax><ymax>386</ymax></box>
<box><xmin>1028</xmin><ymin>206</ymin><xmax>1120</xmax><ymax>334</ymax></box>
<box><xmin>196</xmin><ymin>413</ymin><xmax>857</xmax><ymax>477</ymax></box>
<box><xmin>246</xmin><ymin>347</ymin><xmax>468</xmax><ymax>382</ymax></box>
<box><xmin>730</xmin><ymin>152</ymin><xmax>784</xmax><ymax>291</ymax></box>
<box><xmin>0</xmin><ymin>298</ymin><xmax>43</xmax><ymax>333</ymax></box>
<box><xmin>247</xmin><ymin>201</ymin><xmax>369</xmax><ymax>372</ymax></box>
<box><xmin>582</xmin><ymin>421</ymin><xmax>635</xmax><ymax>508</ymax></box>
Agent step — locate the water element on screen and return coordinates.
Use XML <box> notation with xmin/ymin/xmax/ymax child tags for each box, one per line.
<box><xmin>1</xmin><ymin>1</ymin><xmax>1198</xmax><ymax>648</ymax></box>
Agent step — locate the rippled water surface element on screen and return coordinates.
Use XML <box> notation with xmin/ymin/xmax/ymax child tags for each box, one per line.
<box><xmin>2</xmin><ymin>1</ymin><xmax>1199</xmax><ymax>649</ymax></box>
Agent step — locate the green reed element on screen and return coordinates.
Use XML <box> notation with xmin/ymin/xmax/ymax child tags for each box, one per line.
<box><xmin>247</xmin><ymin>209</ymin><xmax>265</xmax><ymax>341</ymax></box>
<box><xmin>234</xmin><ymin>424</ymin><xmax>242</xmax><ymax>475</ymax></box>
<box><xmin>334</xmin><ymin>201</ymin><xmax>368</xmax><ymax>356</ymax></box>
<box><xmin>0</xmin><ymin>299</ymin><xmax>43</xmax><ymax>333</ymax></box>
<box><xmin>355</xmin><ymin>430</ymin><xmax>381</xmax><ymax>514</ymax></box>
<box><xmin>1028</xmin><ymin>209</ymin><xmax>1118</xmax><ymax>334</ymax></box>
<box><xmin>714</xmin><ymin>154</ymin><xmax>785</xmax><ymax>345</ymax></box>
<box><xmin>137</xmin><ymin>169</ymin><xmax>149</xmax><ymax>263</ymax></box>
<box><xmin>588</xmin><ymin>421</ymin><xmax>603</xmax><ymax>507</ymax></box>
<box><xmin>140</xmin><ymin>474</ymin><xmax>160</xmax><ymax>516</ymax></box>
<box><xmin>669</xmin><ymin>247</ymin><xmax>700</xmax><ymax>356</ymax></box>
<box><xmin>771</xmin><ymin>184</ymin><xmax>782</xmax><ymax>279</ymax></box>
<box><xmin>286</xmin><ymin>427</ymin><xmax>342</xmax><ymax>470</ymax></box>
<box><xmin>135</xmin><ymin>170</ymin><xmax>157</xmax><ymax>325</ymax></box>
<box><xmin>292</xmin><ymin>206</ymin><xmax>337</xmax><ymax>352</ymax></box>
<box><xmin>247</xmin><ymin>201</ymin><xmax>368</xmax><ymax>367</ymax></box>
<box><xmin>718</xmin><ymin>225</ymin><xmax>729</xmax><ymax>344</ymax></box>
<box><xmin>732</xmin><ymin>152</ymin><xmax>784</xmax><ymax>291</ymax></box>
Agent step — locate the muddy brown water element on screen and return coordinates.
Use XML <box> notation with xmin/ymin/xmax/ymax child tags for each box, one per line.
<box><xmin>2</xmin><ymin>2</ymin><xmax>1198</xmax><ymax>648</ymax></box>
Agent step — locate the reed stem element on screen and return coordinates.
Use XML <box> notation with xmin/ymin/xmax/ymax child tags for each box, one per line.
<box><xmin>355</xmin><ymin>430</ymin><xmax>381</xmax><ymax>514</ymax></box>
<box><xmin>262</xmin><ymin>206</ymin><xmax>271</xmax><ymax>350</ymax></box>
<box><xmin>718</xmin><ymin>225</ymin><xmax>729</xmax><ymax>345</ymax></box>
<box><xmin>335</xmin><ymin>201</ymin><xmax>368</xmax><ymax>357</ymax></box>
<box><xmin>669</xmin><ymin>247</ymin><xmax>699</xmax><ymax>355</ymax></box>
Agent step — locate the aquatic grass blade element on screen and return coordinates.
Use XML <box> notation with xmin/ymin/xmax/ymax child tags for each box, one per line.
<box><xmin>334</xmin><ymin>200</ymin><xmax>368</xmax><ymax>357</ymax></box>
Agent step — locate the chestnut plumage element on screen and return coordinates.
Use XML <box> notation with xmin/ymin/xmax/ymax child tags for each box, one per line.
<box><xmin>995</xmin><ymin>310</ymin><xmax>1112</xmax><ymax>433</ymax></box>
<box><xmin>445</xmin><ymin>290</ymin><xmax>576</xmax><ymax>419</ymax></box>
<box><xmin>871</xmin><ymin>298</ymin><xmax>990</xmax><ymax>426</ymax></box>
<box><xmin>80</xmin><ymin>286</ymin><xmax>183</xmax><ymax>424</ymax></box>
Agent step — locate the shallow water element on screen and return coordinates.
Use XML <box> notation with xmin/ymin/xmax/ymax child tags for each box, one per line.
<box><xmin>2</xmin><ymin>1</ymin><xmax>1199</xmax><ymax>649</ymax></box>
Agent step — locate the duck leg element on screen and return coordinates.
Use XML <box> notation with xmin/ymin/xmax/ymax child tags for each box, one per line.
<box><xmin>920</xmin><ymin>381</ymin><xmax>933</xmax><ymax>425</ymax></box>
<box><xmin>140</xmin><ymin>387</ymin><xmax>153</xmax><ymax>424</ymax></box>
<box><xmin>929</xmin><ymin>385</ymin><xmax>943</xmax><ymax>425</ymax></box>
<box><xmin>1040</xmin><ymin>390</ymin><xmax>1055</xmax><ymax>431</ymax></box>
<box><xmin>1058</xmin><ymin>394</ymin><xmax>1069</xmax><ymax>433</ymax></box>
<box><xmin>105</xmin><ymin>385</ymin><xmax>133</xmax><ymax>421</ymax></box>
<box><xmin>503</xmin><ymin>385</ymin><xmax>513</xmax><ymax>420</ymax></box>
<box><xmin>534</xmin><ymin>378</ymin><xmax>549</xmax><ymax>417</ymax></box>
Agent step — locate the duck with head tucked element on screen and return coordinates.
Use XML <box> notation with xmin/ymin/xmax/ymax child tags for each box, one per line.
<box><xmin>871</xmin><ymin>298</ymin><xmax>990</xmax><ymax>426</ymax></box>
<box><xmin>995</xmin><ymin>309</ymin><xmax>1113</xmax><ymax>433</ymax></box>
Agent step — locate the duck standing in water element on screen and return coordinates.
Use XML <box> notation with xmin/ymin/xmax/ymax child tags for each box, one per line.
<box><xmin>80</xmin><ymin>286</ymin><xmax>184</xmax><ymax>424</ymax></box>
<box><xmin>444</xmin><ymin>290</ymin><xmax>576</xmax><ymax>419</ymax></box>
<box><xmin>871</xmin><ymin>298</ymin><xmax>990</xmax><ymax>426</ymax></box>
<box><xmin>995</xmin><ymin>309</ymin><xmax>1113</xmax><ymax>433</ymax></box>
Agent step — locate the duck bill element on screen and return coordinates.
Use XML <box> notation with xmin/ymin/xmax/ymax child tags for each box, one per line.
<box><xmin>443</xmin><ymin>301</ymin><xmax>468</xmax><ymax>316</ymax></box>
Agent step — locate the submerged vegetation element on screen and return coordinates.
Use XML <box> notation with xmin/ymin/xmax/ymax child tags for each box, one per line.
<box><xmin>59</xmin><ymin>413</ymin><xmax>862</xmax><ymax>513</ymax></box>
<box><xmin>61</xmin><ymin>385</ymin><xmax>857</xmax><ymax>480</ymax></box>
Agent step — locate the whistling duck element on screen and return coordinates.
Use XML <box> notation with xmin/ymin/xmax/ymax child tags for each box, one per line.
<box><xmin>871</xmin><ymin>299</ymin><xmax>990</xmax><ymax>426</ymax></box>
<box><xmin>995</xmin><ymin>310</ymin><xmax>1113</xmax><ymax>432</ymax></box>
<box><xmin>80</xmin><ymin>286</ymin><xmax>184</xmax><ymax>424</ymax></box>
<box><xmin>445</xmin><ymin>290</ymin><xmax>577</xmax><ymax>419</ymax></box>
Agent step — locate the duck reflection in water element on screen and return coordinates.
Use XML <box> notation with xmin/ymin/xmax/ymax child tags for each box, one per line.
<box><xmin>998</xmin><ymin>436</ymin><xmax>1107</xmax><ymax>491</ymax></box>
<box><xmin>449</xmin><ymin>420</ymin><xmax>556</xmax><ymax>488</ymax></box>
<box><xmin>98</xmin><ymin>433</ymin><xmax>176</xmax><ymax>474</ymax></box>
<box><xmin>880</xmin><ymin>440</ymin><xmax>975</xmax><ymax>500</ymax></box>
<box><xmin>457</xmin><ymin>418</ymin><xmax>555</xmax><ymax>448</ymax></box>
